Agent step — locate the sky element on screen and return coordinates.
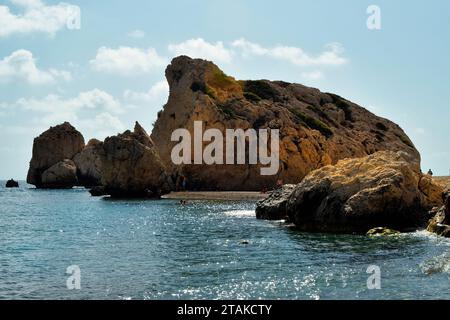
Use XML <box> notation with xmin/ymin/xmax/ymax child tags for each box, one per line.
<box><xmin>0</xmin><ymin>0</ymin><xmax>449</xmax><ymax>179</ymax></box>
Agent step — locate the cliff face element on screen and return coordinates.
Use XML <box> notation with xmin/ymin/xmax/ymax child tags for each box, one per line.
<box><xmin>151</xmin><ymin>56</ymin><xmax>419</xmax><ymax>191</ymax></box>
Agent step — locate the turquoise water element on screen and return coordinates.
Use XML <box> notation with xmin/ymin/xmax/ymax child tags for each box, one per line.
<box><xmin>0</xmin><ymin>181</ymin><xmax>449</xmax><ymax>300</ymax></box>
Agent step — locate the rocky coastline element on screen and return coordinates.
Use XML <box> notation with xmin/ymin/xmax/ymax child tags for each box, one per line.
<box><xmin>24</xmin><ymin>55</ymin><xmax>449</xmax><ymax>237</ymax></box>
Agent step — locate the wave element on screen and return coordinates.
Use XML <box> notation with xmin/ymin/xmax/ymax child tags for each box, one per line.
<box><xmin>223</xmin><ymin>210</ymin><xmax>255</xmax><ymax>218</ymax></box>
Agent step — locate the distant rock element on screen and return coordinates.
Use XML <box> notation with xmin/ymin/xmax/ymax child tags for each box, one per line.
<box><xmin>427</xmin><ymin>190</ymin><xmax>450</xmax><ymax>237</ymax></box>
<box><xmin>151</xmin><ymin>56</ymin><xmax>420</xmax><ymax>191</ymax></box>
<box><xmin>101</xmin><ymin>122</ymin><xmax>173</xmax><ymax>197</ymax></box>
<box><xmin>27</xmin><ymin>122</ymin><xmax>85</xmax><ymax>188</ymax></box>
<box><xmin>5</xmin><ymin>179</ymin><xmax>19</xmax><ymax>188</ymax></box>
<box><xmin>41</xmin><ymin>159</ymin><xmax>78</xmax><ymax>189</ymax></box>
<box><xmin>255</xmin><ymin>185</ymin><xmax>295</xmax><ymax>220</ymax></box>
<box><xmin>280</xmin><ymin>151</ymin><xmax>442</xmax><ymax>233</ymax></box>
<box><xmin>73</xmin><ymin>139</ymin><xmax>104</xmax><ymax>187</ymax></box>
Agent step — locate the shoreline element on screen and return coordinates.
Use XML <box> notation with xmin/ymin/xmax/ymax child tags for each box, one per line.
<box><xmin>162</xmin><ymin>191</ymin><xmax>269</xmax><ymax>201</ymax></box>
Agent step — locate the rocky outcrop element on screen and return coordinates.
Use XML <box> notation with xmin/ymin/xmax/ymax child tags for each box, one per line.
<box><xmin>427</xmin><ymin>190</ymin><xmax>450</xmax><ymax>237</ymax></box>
<box><xmin>73</xmin><ymin>139</ymin><xmax>104</xmax><ymax>187</ymax></box>
<box><xmin>100</xmin><ymin>122</ymin><xmax>173</xmax><ymax>197</ymax></box>
<box><xmin>41</xmin><ymin>159</ymin><xmax>78</xmax><ymax>189</ymax></box>
<box><xmin>5</xmin><ymin>179</ymin><xmax>19</xmax><ymax>188</ymax></box>
<box><xmin>256</xmin><ymin>151</ymin><xmax>442</xmax><ymax>234</ymax></box>
<box><xmin>151</xmin><ymin>56</ymin><xmax>419</xmax><ymax>191</ymax></box>
<box><xmin>27</xmin><ymin>122</ymin><xmax>85</xmax><ymax>188</ymax></box>
<box><xmin>255</xmin><ymin>185</ymin><xmax>295</xmax><ymax>220</ymax></box>
<box><xmin>366</xmin><ymin>227</ymin><xmax>400</xmax><ymax>236</ymax></box>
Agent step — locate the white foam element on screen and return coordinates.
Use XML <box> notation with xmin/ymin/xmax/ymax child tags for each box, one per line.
<box><xmin>420</xmin><ymin>252</ymin><xmax>450</xmax><ymax>275</ymax></box>
<box><xmin>223</xmin><ymin>210</ymin><xmax>255</xmax><ymax>218</ymax></box>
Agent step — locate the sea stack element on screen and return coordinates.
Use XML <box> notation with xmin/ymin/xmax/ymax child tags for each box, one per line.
<box><xmin>427</xmin><ymin>190</ymin><xmax>450</xmax><ymax>237</ymax></box>
<box><xmin>5</xmin><ymin>179</ymin><xmax>19</xmax><ymax>188</ymax></box>
<box><xmin>100</xmin><ymin>122</ymin><xmax>173</xmax><ymax>197</ymax></box>
<box><xmin>151</xmin><ymin>56</ymin><xmax>419</xmax><ymax>191</ymax></box>
<box><xmin>27</xmin><ymin>122</ymin><xmax>85</xmax><ymax>188</ymax></box>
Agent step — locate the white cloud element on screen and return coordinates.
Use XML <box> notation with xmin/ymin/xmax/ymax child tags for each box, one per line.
<box><xmin>0</xmin><ymin>50</ymin><xmax>71</xmax><ymax>84</ymax></box>
<box><xmin>168</xmin><ymin>38</ymin><xmax>233</xmax><ymax>63</ymax></box>
<box><xmin>1</xmin><ymin>89</ymin><xmax>126</xmax><ymax>140</ymax></box>
<box><xmin>78</xmin><ymin>112</ymin><xmax>125</xmax><ymax>139</ymax></box>
<box><xmin>90</xmin><ymin>46</ymin><xmax>166</xmax><ymax>76</ymax></box>
<box><xmin>10</xmin><ymin>89</ymin><xmax>123</xmax><ymax>126</ymax></box>
<box><xmin>123</xmin><ymin>80</ymin><xmax>169</xmax><ymax>103</ymax></box>
<box><xmin>232</xmin><ymin>38</ymin><xmax>347</xmax><ymax>66</ymax></box>
<box><xmin>0</xmin><ymin>0</ymin><xmax>80</xmax><ymax>38</ymax></box>
<box><xmin>301</xmin><ymin>71</ymin><xmax>323</xmax><ymax>80</ymax></box>
<box><xmin>127</xmin><ymin>29</ymin><xmax>145</xmax><ymax>39</ymax></box>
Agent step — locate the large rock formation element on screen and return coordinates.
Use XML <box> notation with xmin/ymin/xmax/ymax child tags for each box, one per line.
<box><xmin>151</xmin><ymin>56</ymin><xmax>419</xmax><ymax>191</ymax></box>
<box><xmin>427</xmin><ymin>190</ymin><xmax>450</xmax><ymax>237</ymax></box>
<box><xmin>100</xmin><ymin>122</ymin><xmax>173</xmax><ymax>197</ymax></box>
<box><xmin>73</xmin><ymin>139</ymin><xmax>104</xmax><ymax>187</ymax></box>
<box><xmin>27</xmin><ymin>122</ymin><xmax>85</xmax><ymax>188</ymax></box>
<box><xmin>256</xmin><ymin>151</ymin><xmax>443</xmax><ymax>233</ymax></box>
<box><xmin>278</xmin><ymin>151</ymin><xmax>442</xmax><ymax>233</ymax></box>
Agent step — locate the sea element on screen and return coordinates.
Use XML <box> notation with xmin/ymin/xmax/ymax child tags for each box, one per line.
<box><xmin>1</xmin><ymin>181</ymin><xmax>449</xmax><ymax>300</ymax></box>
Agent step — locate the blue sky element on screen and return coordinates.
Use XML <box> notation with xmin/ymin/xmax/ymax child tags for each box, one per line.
<box><xmin>0</xmin><ymin>0</ymin><xmax>449</xmax><ymax>179</ymax></box>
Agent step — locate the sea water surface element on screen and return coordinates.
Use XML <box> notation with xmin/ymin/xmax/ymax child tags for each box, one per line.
<box><xmin>1</xmin><ymin>181</ymin><xmax>449</xmax><ymax>300</ymax></box>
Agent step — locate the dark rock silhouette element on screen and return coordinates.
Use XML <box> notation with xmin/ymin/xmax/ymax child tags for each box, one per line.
<box><xmin>5</xmin><ymin>179</ymin><xmax>19</xmax><ymax>188</ymax></box>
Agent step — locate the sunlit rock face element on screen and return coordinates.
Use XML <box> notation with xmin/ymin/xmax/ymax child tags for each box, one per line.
<box><xmin>27</xmin><ymin>122</ymin><xmax>85</xmax><ymax>188</ymax></box>
<box><xmin>151</xmin><ymin>56</ymin><xmax>419</xmax><ymax>191</ymax></box>
<box><xmin>284</xmin><ymin>151</ymin><xmax>442</xmax><ymax>233</ymax></box>
<box><xmin>100</xmin><ymin>122</ymin><xmax>173</xmax><ymax>198</ymax></box>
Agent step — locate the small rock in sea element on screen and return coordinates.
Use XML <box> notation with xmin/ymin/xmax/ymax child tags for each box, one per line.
<box><xmin>366</xmin><ymin>227</ymin><xmax>400</xmax><ymax>236</ymax></box>
<box><xmin>240</xmin><ymin>240</ymin><xmax>250</xmax><ymax>245</ymax></box>
<box><xmin>5</xmin><ymin>179</ymin><xmax>19</xmax><ymax>188</ymax></box>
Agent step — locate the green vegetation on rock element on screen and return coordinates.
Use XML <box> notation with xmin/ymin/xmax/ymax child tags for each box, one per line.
<box><xmin>290</xmin><ymin>108</ymin><xmax>333</xmax><ymax>138</ymax></box>
<box><xmin>243</xmin><ymin>91</ymin><xmax>262</xmax><ymax>102</ymax></box>
<box><xmin>243</xmin><ymin>80</ymin><xmax>281</xmax><ymax>101</ymax></box>
<box><xmin>329</xmin><ymin>93</ymin><xmax>354</xmax><ymax>122</ymax></box>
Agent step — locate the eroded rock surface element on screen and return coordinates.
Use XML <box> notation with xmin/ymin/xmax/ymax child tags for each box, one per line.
<box><xmin>27</xmin><ymin>122</ymin><xmax>85</xmax><ymax>188</ymax></box>
<box><xmin>41</xmin><ymin>159</ymin><xmax>78</xmax><ymax>189</ymax></box>
<box><xmin>152</xmin><ymin>56</ymin><xmax>420</xmax><ymax>191</ymax></box>
<box><xmin>255</xmin><ymin>185</ymin><xmax>296</xmax><ymax>220</ymax></box>
<box><xmin>275</xmin><ymin>151</ymin><xmax>442</xmax><ymax>233</ymax></box>
<box><xmin>101</xmin><ymin>122</ymin><xmax>173</xmax><ymax>197</ymax></box>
